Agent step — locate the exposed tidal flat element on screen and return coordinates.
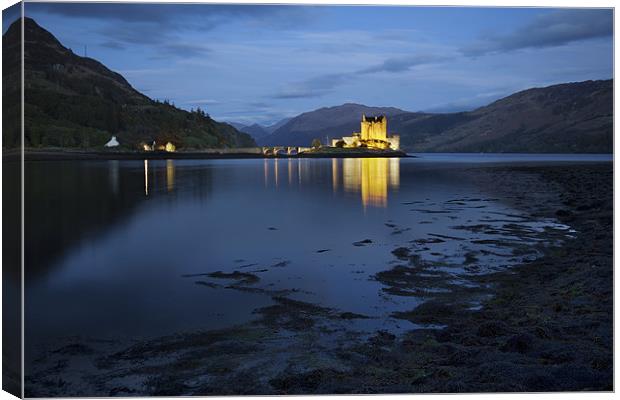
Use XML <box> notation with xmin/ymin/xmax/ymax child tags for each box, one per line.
<box><xmin>24</xmin><ymin>156</ymin><xmax>612</xmax><ymax>395</ymax></box>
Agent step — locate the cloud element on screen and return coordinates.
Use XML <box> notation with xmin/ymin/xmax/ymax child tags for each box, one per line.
<box><xmin>248</xmin><ymin>101</ymin><xmax>272</xmax><ymax>108</ymax></box>
<box><xmin>28</xmin><ymin>3</ymin><xmax>277</xmax><ymax>23</ymax></box>
<box><xmin>272</xmin><ymin>53</ymin><xmax>447</xmax><ymax>99</ymax></box>
<box><xmin>372</xmin><ymin>29</ymin><xmax>417</xmax><ymax>43</ymax></box>
<box><xmin>98</xmin><ymin>23</ymin><xmax>172</xmax><ymax>45</ymax></box>
<box><xmin>359</xmin><ymin>54</ymin><xmax>448</xmax><ymax>74</ymax></box>
<box><xmin>185</xmin><ymin>99</ymin><xmax>220</xmax><ymax>106</ymax></box>
<box><xmin>27</xmin><ymin>2</ymin><xmax>315</xmax><ymax>62</ymax></box>
<box><xmin>27</xmin><ymin>3</ymin><xmax>314</xmax><ymax>39</ymax></box>
<box><xmin>272</xmin><ymin>73</ymin><xmax>350</xmax><ymax>99</ymax></box>
<box><xmin>99</xmin><ymin>41</ymin><xmax>125</xmax><ymax>50</ymax></box>
<box><xmin>464</xmin><ymin>9</ymin><xmax>613</xmax><ymax>56</ymax></box>
<box><xmin>151</xmin><ymin>43</ymin><xmax>211</xmax><ymax>59</ymax></box>
<box><xmin>116</xmin><ymin>68</ymin><xmax>176</xmax><ymax>76</ymax></box>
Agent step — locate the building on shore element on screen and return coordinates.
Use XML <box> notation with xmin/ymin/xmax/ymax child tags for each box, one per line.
<box><xmin>164</xmin><ymin>142</ymin><xmax>176</xmax><ymax>152</ymax></box>
<box><xmin>141</xmin><ymin>140</ymin><xmax>176</xmax><ymax>152</ymax></box>
<box><xmin>143</xmin><ymin>141</ymin><xmax>156</xmax><ymax>151</ymax></box>
<box><xmin>331</xmin><ymin>115</ymin><xmax>399</xmax><ymax>150</ymax></box>
<box><xmin>104</xmin><ymin>136</ymin><xmax>119</xmax><ymax>147</ymax></box>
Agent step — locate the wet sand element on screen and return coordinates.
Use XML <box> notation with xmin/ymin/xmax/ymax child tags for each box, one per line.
<box><xmin>25</xmin><ymin>162</ymin><xmax>612</xmax><ymax>395</ymax></box>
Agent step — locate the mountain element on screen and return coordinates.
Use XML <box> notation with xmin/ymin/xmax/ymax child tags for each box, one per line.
<box><xmin>399</xmin><ymin>80</ymin><xmax>612</xmax><ymax>153</ymax></box>
<box><xmin>2</xmin><ymin>17</ymin><xmax>21</xmax><ymax>150</ymax></box>
<box><xmin>255</xmin><ymin>80</ymin><xmax>612</xmax><ymax>153</ymax></box>
<box><xmin>229</xmin><ymin>118</ymin><xmax>293</xmax><ymax>140</ymax></box>
<box><xmin>235</xmin><ymin>123</ymin><xmax>270</xmax><ymax>140</ymax></box>
<box><xmin>228</xmin><ymin>122</ymin><xmax>247</xmax><ymax>131</ymax></box>
<box><xmin>3</xmin><ymin>18</ymin><xmax>255</xmax><ymax>149</ymax></box>
<box><xmin>265</xmin><ymin>117</ymin><xmax>292</xmax><ymax>133</ymax></box>
<box><xmin>258</xmin><ymin>104</ymin><xmax>408</xmax><ymax>146</ymax></box>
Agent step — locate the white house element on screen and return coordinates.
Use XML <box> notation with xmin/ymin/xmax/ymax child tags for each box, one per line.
<box><xmin>105</xmin><ymin>136</ymin><xmax>119</xmax><ymax>147</ymax></box>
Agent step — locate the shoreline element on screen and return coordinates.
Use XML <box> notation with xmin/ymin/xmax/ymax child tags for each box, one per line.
<box><xmin>7</xmin><ymin>148</ymin><xmax>410</xmax><ymax>162</ymax></box>
<box><xmin>3</xmin><ymin>149</ymin><xmax>610</xmax><ymax>163</ymax></box>
<box><xmin>369</xmin><ymin>163</ymin><xmax>613</xmax><ymax>392</ymax></box>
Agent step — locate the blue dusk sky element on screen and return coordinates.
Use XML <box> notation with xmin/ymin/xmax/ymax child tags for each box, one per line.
<box><xmin>5</xmin><ymin>3</ymin><xmax>614</xmax><ymax>125</ymax></box>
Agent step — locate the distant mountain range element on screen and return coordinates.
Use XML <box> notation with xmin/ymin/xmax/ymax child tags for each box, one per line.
<box><xmin>256</xmin><ymin>104</ymin><xmax>406</xmax><ymax>147</ymax></box>
<box><xmin>3</xmin><ymin>18</ymin><xmax>255</xmax><ymax>149</ymax></box>
<box><xmin>253</xmin><ymin>80</ymin><xmax>612</xmax><ymax>153</ymax></box>
<box><xmin>229</xmin><ymin>118</ymin><xmax>292</xmax><ymax>140</ymax></box>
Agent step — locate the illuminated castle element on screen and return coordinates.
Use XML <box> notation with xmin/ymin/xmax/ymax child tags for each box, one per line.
<box><xmin>331</xmin><ymin>114</ymin><xmax>400</xmax><ymax>150</ymax></box>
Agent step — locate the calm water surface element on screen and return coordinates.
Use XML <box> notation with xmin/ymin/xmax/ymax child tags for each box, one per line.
<box><xmin>25</xmin><ymin>154</ymin><xmax>609</xmax><ymax>356</ymax></box>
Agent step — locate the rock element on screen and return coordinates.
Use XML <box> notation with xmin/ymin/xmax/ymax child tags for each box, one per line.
<box><xmin>271</xmin><ymin>261</ymin><xmax>290</xmax><ymax>268</ymax></box>
<box><xmin>501</xmin><ymin>333</ymin><xmax>535</xmax><ymax>354</ymax></box>
<box><xmin>464</xmin><ymin>252</ymin><xmax>479</xmax><ymax>265</ymax></box>
<box><xmin>555</xmin><ymin>209</ymin><xmax>572</xmax><ymax>217</ymax></box>
<box><xmin>477</xmin><ymin>321</ymin><xmax>509</xmax><ymax>338</ymax></box>
<box><xmin>208</xmin><ymin>271</ymin><xmax>260</xmax><ymax>285</ymax></box>
<box><xmin>339</xmin><ymin>312</ymin><xmax>370</xmax><ymax>320</ymax></box>
<box><xmin>52</xmin><ymin>343</ymin><xmax>94</xmax><ymax>355</ymax></box>
<box><xmin>369</xmin><ymin>331</ymin><xmax>396</xmax><ymax>345</ymax></box>
<box><xmin>391</xmin><ymin>247</ymin><xmax>410</xmax><ymax>259</ymax></box>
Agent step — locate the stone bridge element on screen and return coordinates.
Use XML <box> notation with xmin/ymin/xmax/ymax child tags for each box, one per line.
<box><xmin>261</xmin><ymin>146</ymin><xmax>311</xmax><ymax>156</ymax></box>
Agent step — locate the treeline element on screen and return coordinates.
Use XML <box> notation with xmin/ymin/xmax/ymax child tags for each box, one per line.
<box><xmin>23</xmin><ymin>63</ymin><xmax>255</xmax><ymax>150</ymax></box>
<box><xmin>4</xmin><ymin>17</ymin><xmax>255</xmax><ymax>150</ymax></box>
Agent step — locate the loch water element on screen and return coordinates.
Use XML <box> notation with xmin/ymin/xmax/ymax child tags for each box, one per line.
<box><xmin>24</xmin><ymin>154</ymin><xmax>610</xmax><ymax>360</ymax></box>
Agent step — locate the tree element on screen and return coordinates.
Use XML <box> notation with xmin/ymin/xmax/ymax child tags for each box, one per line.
<box><xmin>335</xmin><ymin>140</ymin><xmax>345</xmax><ymax>148</ymax></box>
<box><xmin>311</xmin><ymin>138</ymin><xmax>322</xmax><ymax>149</ymax></box>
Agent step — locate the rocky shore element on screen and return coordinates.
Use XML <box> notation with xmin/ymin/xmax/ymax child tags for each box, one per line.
<box><xmin>25</xmin><ymin>162</ymin><xmax>612</xmax><ymax>396</ymax></box>
<box><xmin>311</xmin><ymin>163</ymin><xmax>613</xmax><ymax>393</ymax></box>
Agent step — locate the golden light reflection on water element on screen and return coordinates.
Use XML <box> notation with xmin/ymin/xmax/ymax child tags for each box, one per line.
<box><xmin>332</xmin><ymin>159</ymin><xmax>339</xmax><ymax>193</ymax></box>
<box><xmin>166</xmin><ymin>160</ymin><xmax>175</xmax><ymax>192</ymax></box>
<box><xmin>144</xmin><ymin>160</ymin><xmax>149</xmax><ymax>196</ymax></box>
<box><xmin>340</xmin><ymin>158</ymin><xmax>400</xmax><ymax>208</ymax></box>
<box><xmin>143</xmin><ymin>159</ymin><xmax>176</xmax><ymax>196</ymax></box>
<box><xmin>288</xmin><ymin>159</ymin><xmax>293</xmax><ymax>186</ymax></box>
<box><xmin>261</xmin><ymin>158</ymin><xmax>399</xmax><ymax>208</ymax></box>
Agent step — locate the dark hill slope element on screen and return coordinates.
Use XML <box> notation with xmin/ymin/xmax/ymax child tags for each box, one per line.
<box><xmin>400</xmin><ymin>80</ymin><xmax>612</xmax><ymax>153</ymax></box>
<box><xmin>3</xmin><ymin>18</ymin><xmax>254</xmax><ymax>149</ymax></box>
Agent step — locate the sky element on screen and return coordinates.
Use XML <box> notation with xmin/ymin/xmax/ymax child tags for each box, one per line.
<box><xmin>3</xmin><ymin>3</ymin><xmax>614</xmax><ymax>125</ymax></box>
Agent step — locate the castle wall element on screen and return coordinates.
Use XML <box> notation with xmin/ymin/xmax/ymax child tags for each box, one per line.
<box><xmin>387</xmin><ymin>135</ymin><xmax>400</xmax><ymax>150</ymax></box>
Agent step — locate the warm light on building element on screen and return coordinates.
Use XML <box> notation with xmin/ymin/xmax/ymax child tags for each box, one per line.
<box><xmin>165</xmin><ymin>142</ymin><xmax>176</xmax><ymax>152</ymax></box>
<box><xmin>142</xmin><ymin>141</ymin><xmax>156</xmax><ymax>151</ymax></box>
<box><xmin>331</xmin><ymin>114</ymin><xmax>400</xmax><ymax>150</ymax></box>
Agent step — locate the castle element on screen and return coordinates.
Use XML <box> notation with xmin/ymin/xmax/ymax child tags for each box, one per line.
<box><xmin>331</xmin><ymin>115</ymin><xmax>400</xmax><ymax>150</ymax></box>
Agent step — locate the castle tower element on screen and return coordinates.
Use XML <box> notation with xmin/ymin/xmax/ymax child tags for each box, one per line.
<box><xmin>332</xmin><ymin>114</ymin><xmax>398</xmax><ymax>150</ymax></box>
<box><xmin>360</xmin><ymin>115</ymin><xmax>387</xmax><ymax>141</ymax></box>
